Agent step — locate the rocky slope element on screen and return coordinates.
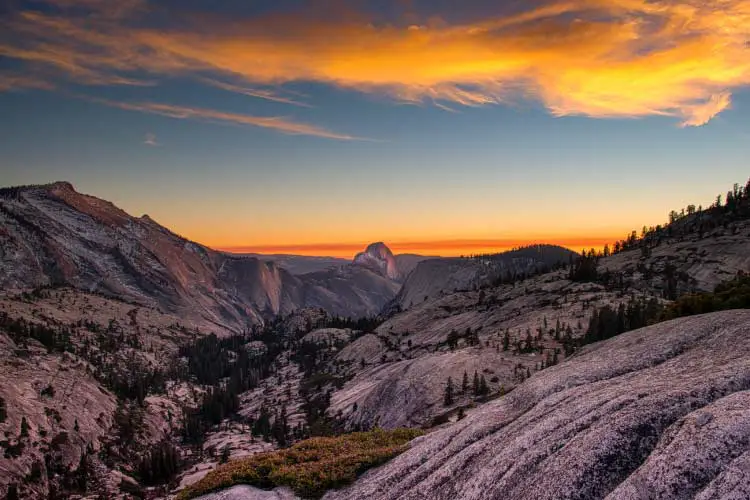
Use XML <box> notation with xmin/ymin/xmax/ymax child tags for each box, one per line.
<box><xmin>0</xmin><ymin>288</ymin><xmax>205</xmax><ymax>498</ymax></box>
<box><xmin>0</xmin><ymin>183</ymin><xmax>400</xmax><ymax>331</ymax></box>
<box><xmin>325</xmin><ymin>311</ymin><xmax>750</xmax><ymax>500</ymax></box>
<box><xmin>393</xmin><ymin>245</ymin><xmax>577</xmax><ymax>310</ymax></box>
<box><xmin>241</xmin><ymin>255</ymin><xmax>349</xmax><ymax>276</ymax></box>
<box><xmin>328</xmin><ymin>220</ymin><xmax>750</xmax><ymax>431</ymax></box>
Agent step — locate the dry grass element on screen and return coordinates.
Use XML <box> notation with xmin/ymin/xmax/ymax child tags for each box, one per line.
<box><xmin>177</xmin><ymin>428</ymin><xmax>424</xmax><ymax>499</ymax></box>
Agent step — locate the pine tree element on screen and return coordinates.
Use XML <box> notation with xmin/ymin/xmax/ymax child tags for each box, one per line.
<box><xmin>20</xmin><ymin>417</ymin><xmax>29</xmax><ymax>438</ymax></box>
<box><xmin>74</xmin><ymin>453</ymin><xmax>90</xmax><ymax>493</ymax></box>
<box><xmin>443</xmin><ymin>377</ymin><xmax>454</xmax><ymax>406</ymax></box>
<box><xmin>6</xmin><ymin>484</ymin><xmax>18</xmax><ymax>500</ymax></box>
<box><xmin>461</xmin><ymin>371</ymin><xmax>469</xmax><ymax>393</ymax></box>
<box><xmin>479</xmin><ymin>375</ymin><xmax>489</xmax><ymax>396</ymax></box>
<box><xmin>472</xmin><ymin>371</ymin><xmax>480</xmax><ymax>396</ymax></box>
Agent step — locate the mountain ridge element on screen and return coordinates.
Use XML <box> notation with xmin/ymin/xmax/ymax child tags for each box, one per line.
<box><xmin>0</xmin><ymin>182</ymin><xmax>400</xmax><ymax>331</ymax></box>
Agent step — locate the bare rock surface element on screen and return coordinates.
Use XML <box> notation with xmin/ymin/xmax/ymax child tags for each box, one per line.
<box><xmin>0</xmin><ymin>333</ymin><xmax>118</xmax><ymax>496</ymax></box>
<box><xmin>329</xmin><ymin>270</ymin><xmax>621</xmax><ymax>429</ymax></box>
<box><xmin>324</xmin><ymin>311</ymin><xmax>750</xmax><ymax>500</ymax></box>
<box><xmin>603</xmin><ymin>220</ymin><xmax>750</xmax><ymax>294</ymax></box>
<box><xmin>194</xmin><ymin>485</ymin><xmax>299</xmax><ymax>500</ymax></box>
<box><xmin>330</xmin><ymin>348</ymin><xmax>512</xmax><ymax>429</ymax></box>
<box><xmin>301</xmin><ymin>328</ymin><xmax>352</xmax><ymax>345</ymax></box>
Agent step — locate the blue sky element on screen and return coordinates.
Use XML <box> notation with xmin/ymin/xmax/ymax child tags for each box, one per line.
<box><xmin>1</xmin><ymin>0</ymin><xmax>749</xmax><ymax>255</ymax></box>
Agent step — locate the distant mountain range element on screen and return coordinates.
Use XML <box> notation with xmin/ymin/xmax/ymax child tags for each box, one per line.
<box><xmin>239</xmin><ymin>245</ymin><xmax>429</xmax><ymax>279</ymax></box>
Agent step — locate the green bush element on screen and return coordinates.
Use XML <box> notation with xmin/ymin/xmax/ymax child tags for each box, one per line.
<box><xmin>177</xmin><ymin>428</ymin><xmax>423</xmax><ymax>500</ymax></box>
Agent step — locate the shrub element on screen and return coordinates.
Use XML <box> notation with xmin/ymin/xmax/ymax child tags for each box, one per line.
<box><xmin>429</xmin><ymin>413</ymin><xmax>450</xmax><ymax>427</ymax></box>
<box><xmin>177</xmin><ymin>428</ymin><xmax>423</xmax><ymax>500</ymax></box>
<box><xmin>50</xmin><ymin>432</ymin><xmax>69</xmax><ymax>450</ymax></box>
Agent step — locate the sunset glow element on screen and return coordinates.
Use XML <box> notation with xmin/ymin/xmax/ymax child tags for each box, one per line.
<box><xmin>220</xmin><ymin>237</ymin><xmax>624</xmax><ymax>259</ymax></box>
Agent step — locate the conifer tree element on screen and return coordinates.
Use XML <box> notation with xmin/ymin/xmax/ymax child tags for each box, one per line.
<box><xmin>479</xmin><ymin>375</ymin><xmax>489</xmax><ymax>396</ymax></box>
<box><xmin>443</xmin><ymin>377</ymin><xmax>454</xmax><ymax>406</ymax></box>
<box><xmin>20</xmin><ymin>417</ymin><xmax>29</xmax><ymax>438</ymax></box>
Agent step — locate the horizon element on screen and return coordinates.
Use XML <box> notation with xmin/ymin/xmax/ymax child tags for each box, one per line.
<box><xmin>2</xmin><ymin>0</ymin><xmax>749</xmax><ymax>258</ymax></box>
<box><xmin>218</xmin><ymin>236</ymin><xmax>620</xmax><ymax>259</ymax></box>
<box><xmin>1</xmin><ymin>178</ymin><xmax>729</xmax><ymax>260</ymax></box>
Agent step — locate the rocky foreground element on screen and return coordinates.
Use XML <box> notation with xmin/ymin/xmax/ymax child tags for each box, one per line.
<box><xmin>191</xmin><ymin>311</ymin><xmax>750</xmax><ymax>499</ymax></box>
<box><xmin>321</xmin><ymin>310</ymin><xmax>750</xmax><ymax>500</ymax></box>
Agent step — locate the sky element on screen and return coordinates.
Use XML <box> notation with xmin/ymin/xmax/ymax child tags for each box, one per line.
<box><xmin>1</xmin><ymin>0</ymin><xmax>749</xmax><ymax>258</ymax></box>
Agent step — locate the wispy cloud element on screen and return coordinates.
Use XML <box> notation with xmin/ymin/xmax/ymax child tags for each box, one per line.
<box><xmin>3</xmin><ymin>0</ymin><xmax>750</xmax><ymax>126</ymax></box>
<box><xmin>0</xmin><ymin>73</ymin><xmax>55</xmax><ymax>92</ymax></box>
<box><xmin>85</xmin><ymin>97</ymin><xmax>361</xmax><ymax>140</ymax></box>
<box><xmin>144</xmin><ymin>132</ymin><xmax>158</xmax><ymax>146</ymax></box>
<box><xmin>200</xmin><ymin>78</ymin><xmax>312</xmax><ymax>108</ymax></box>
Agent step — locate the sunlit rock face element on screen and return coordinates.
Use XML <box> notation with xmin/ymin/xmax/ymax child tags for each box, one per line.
<box><xmin>353</xmin><ymin>242</ymin><xmax>401</xmax><ymax>281</ymax></box>
<box><xmin>324</xmin><ymin>311</ymin><xmax>750</xmax><ymax>500</ymax></box>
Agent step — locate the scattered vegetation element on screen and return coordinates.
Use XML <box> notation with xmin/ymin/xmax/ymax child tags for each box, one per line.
<box><xmin>574</xmin><ymin>273</ymin><xmax>750</xmax><ymax>351</ymax></box>
<box><xmin>177</xmin><ymin>428</ymin><xmax>423</xmax><ymax>500</ymax></box>
<box><xmin>136</xmin><ymin>441</ymin><xmax>181</xmax><ymax>485</ymax></box>
<box><xmin>178</xmin><ymin>326</ymin><xmax>283</xmax><ymax>445</ymax></box>
<box><xmin>661</xmin><ymin>273</ymin><xmax>750</xmax><ymax>319</ymax></box>
<box><xmin>0</xmin><ymin>312</ymin><xmax>73</xmax><ymax>353</ymax></box>
<box><xmin>610</xmin><ymin>178</ymin><xmax>750</xmax><ymax>255</ymax></box>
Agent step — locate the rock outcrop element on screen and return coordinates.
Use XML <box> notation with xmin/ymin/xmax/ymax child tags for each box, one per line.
<box><xmin>353</xmin><ymin>242</ymin><xmax>401</xmax><ymax>281</ymax></box>
<box><xmin>324</xmin><ymin>311</ymin><xmax>750</xmax><ymax>500</ymax></box>
<box><xmin>194</xmin><ymin>485</ymin><xmax>298</xmax><ymax>500</ymax></box>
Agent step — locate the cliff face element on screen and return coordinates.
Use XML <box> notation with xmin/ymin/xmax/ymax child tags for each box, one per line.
<box><xmin>324</xmin><ymin>311</ymin><xmax>750</xmax><ymax>500</ymax></box>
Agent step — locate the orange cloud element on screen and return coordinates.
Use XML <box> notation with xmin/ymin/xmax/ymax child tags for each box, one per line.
<box><xmin>3</xmin><ymin>0</ymin><xmax>750</xmax><ymax>126</ymax></box>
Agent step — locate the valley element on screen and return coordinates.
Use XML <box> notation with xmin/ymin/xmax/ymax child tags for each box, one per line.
<box><xmin>0</xmin><ymin>179</ymin><xmax>748</xmax><ymax>499</ymax></box>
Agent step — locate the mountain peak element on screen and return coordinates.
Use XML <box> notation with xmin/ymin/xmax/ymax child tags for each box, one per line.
<box><xmin>364</xmin><ymin>242</ymin><xmax>393</xmax><ymax>258</ymax></box>
<box><xmin>353</xmin><ymin>242</ymin><xmax>400</xmax><ymax>280</ymax></box>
